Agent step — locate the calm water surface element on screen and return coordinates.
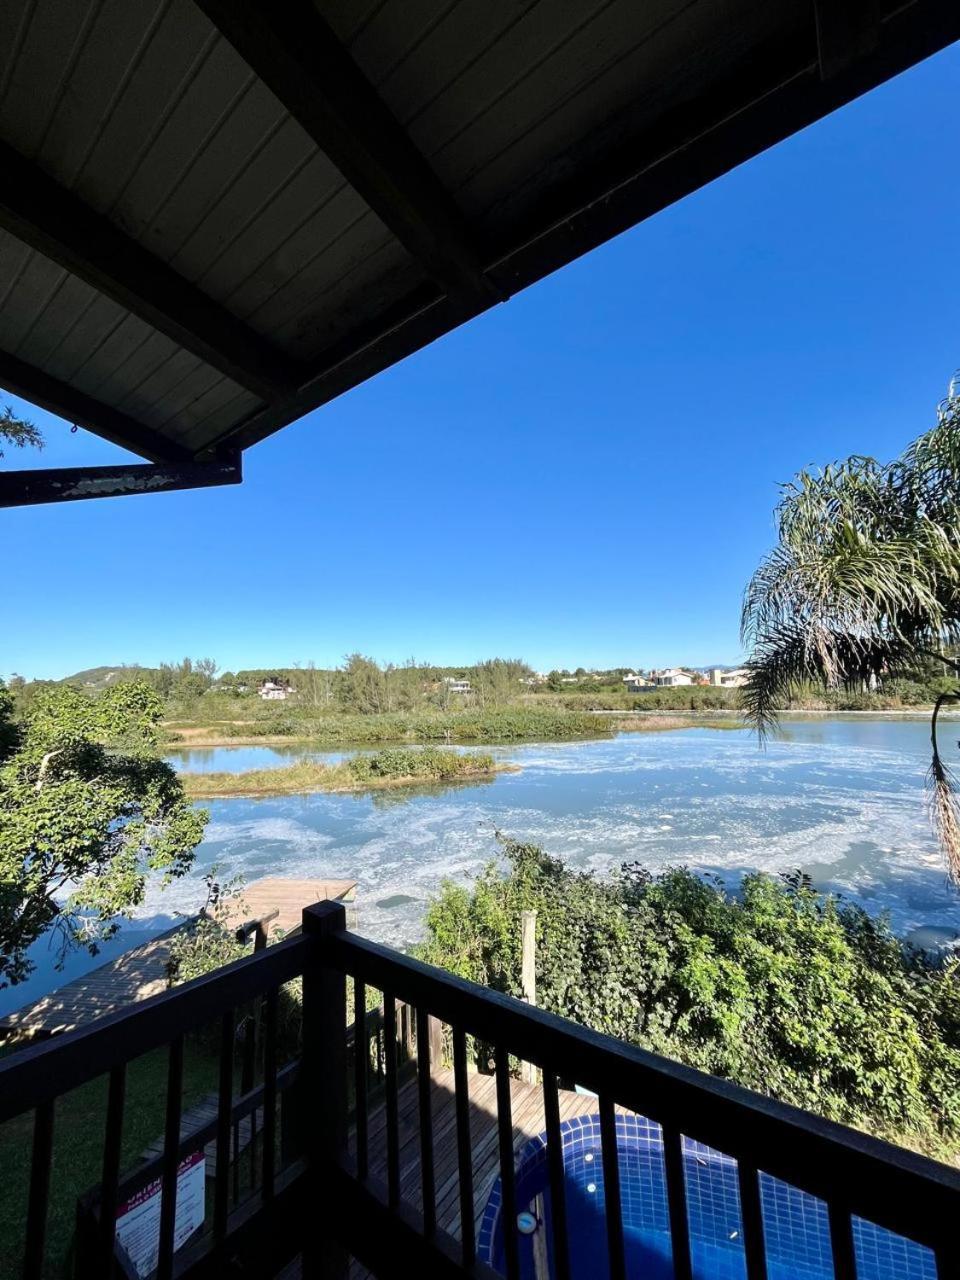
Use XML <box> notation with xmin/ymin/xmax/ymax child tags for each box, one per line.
<box><xmin>6</xmin><ymin>718</ymin><xmax>959</xmax><ymax>1015</ymax></box>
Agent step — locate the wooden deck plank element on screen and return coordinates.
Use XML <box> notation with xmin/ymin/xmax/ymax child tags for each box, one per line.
<box><xmin>0</xmin><ymin>875</ymin><xmax>357</xmax><ymax>1040</ymax></box>
<box><xmin>0</xmin><ymin>920</ymin><xmax>192</xmax><ymax>1038</ymax></box>
<box><xmin>343</xmin><ymin>1069</ymin><xmax>601</xmax><ymax>1278</ymax></box>
<box><xmin>225</xmin><ymin>877</ymin><xmax>357</xmax><ymax>940</ymax></box>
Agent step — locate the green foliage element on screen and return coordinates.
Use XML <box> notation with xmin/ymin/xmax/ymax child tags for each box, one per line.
<box><xmin>166</xmin><ymin>871</ymin><xmax>248</xmax><ymax>986</ymax></box>
<box><xmin>420</xmin><ymin>837</ymin><xmax>960</xmax><ymax>1147</ymax></box>
<box><xmin>0</xmin><ymin>405</ymin><xmax>43</xmax><ymax>457</ymax></box>
<box><xmin>216</xmin><ymin>706</ymin><xmax>610</xmax><ymax>743</ymax></box>
<box><xmin>346</xmin><ymin>747</ymin><xmax>496</xmax><ymax>783</ymax></box>
<box><xmin>742</xmin><ymin>381</ymin><xmax>960</xmax><ymax>877</ymax></box>
<box><xmin>0</xmin><ymin>681</ymin><xmax>207</xmax><ymax>987</ymax></box>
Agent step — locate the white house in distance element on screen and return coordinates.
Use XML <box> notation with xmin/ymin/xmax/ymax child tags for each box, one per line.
<box><xmin>443</xmin><ymin>677</ymin><xmax>472</xmax><ymax>695</ymax></box>
<box><xmin>650</xmin><ymin>668</ymin><xmax>695</xmax><ymax>687</ymax></box>
<box><xmin>622</xmin><ymin>673</ymin><xmax>655</xmax><ymax>692</ymax></box>
<box><xmin>709</xmin><ymin>667</ymin><xmax>750</xmax><ymax>688</ymax></box>
<box><xmin>258</xmin><ymin>678</ymin><xmax>295</xmax><ymax>701</ymax></box>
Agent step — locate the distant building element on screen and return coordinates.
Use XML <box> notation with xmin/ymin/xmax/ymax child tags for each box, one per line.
<box><xmin>650</xmin><ymin>668</ymin><xmax>694</xmax><ymax>687</ymax></box>
<box><xmin>622</xmin><ymin>673</ymin><xmax>655</xmax><ymax>692</ymax></box>
<box><xmin>443</xmin><ymin>678</ymin><xmax>472</xmax><ymax>694</ymax></box>
<box><xmin>258</xmin><ymin>678</ymin><xmax>294</xmax><ymax>701</ymax></box>
<box><xmin>708</xmin><ymin>667</ymin><xmax>750</xmax><ymax>688</ymax></box>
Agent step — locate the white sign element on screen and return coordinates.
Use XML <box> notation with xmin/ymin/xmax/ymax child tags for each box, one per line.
<box><xmin>115</xmin><ymin>1150</ymin><xmax>206</xmax><ymax>1277</ymax></box>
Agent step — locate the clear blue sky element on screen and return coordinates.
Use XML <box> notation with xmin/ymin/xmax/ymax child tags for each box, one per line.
<box><xmin>5</xmin><ymin>45</ymin><xmax>960</xmax><ymax>682</ymax></box>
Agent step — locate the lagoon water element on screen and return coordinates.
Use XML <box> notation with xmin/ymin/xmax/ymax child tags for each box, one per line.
<box><xmin>5</xmin><ymin>717</ymin><xmax>959</xmax><ymax>1016</ymax></box>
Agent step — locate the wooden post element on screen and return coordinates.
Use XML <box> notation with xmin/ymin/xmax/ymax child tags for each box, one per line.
<box><xmin>428</xmin><ymin>1015</ymin><xmax>444</xmax><ymax>1074</ymax></box>
<box><xmin>301</xmin><ymin>900</ymin><xmax>348</xmax><ymax>1280</ymax></box>
<box><xmin>520</xmin><ymin>910</ymin><xmax>537</xmax><ymax>1085</ymax></box>
<box><xmin>520</xmin><ymin>909</ymin><xmax>549</xmax><ymax>1280</ymax></box>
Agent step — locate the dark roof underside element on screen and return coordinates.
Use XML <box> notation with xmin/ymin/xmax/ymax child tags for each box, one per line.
<box><xmin>0</xmin><ymin>0</ymin><xmax>957</xmax><ymax>487</ymax></box>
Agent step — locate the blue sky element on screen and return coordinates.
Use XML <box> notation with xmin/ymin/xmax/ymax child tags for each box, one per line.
<box><xmin>5</xmin><ymin>45</ymin><xmax>960</xmax><ymax>682</ymax></box>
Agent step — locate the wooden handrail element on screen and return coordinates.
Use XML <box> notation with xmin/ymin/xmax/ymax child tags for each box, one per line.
<box><xmin>320</xmin><ymin>927</ymin><xmax>960</xmax><ymax>1255</ymax></box>
<box><xmin>0</xmin><ymin>933</ymin><xmax>310</xmax><ymax>1123</ymax></box>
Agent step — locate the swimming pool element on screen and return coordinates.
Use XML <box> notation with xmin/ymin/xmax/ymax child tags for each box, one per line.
<box><xmin>478</xmin><ymin>1114</ymin><xmax>936</xmax><ymax>1279</ymax></box>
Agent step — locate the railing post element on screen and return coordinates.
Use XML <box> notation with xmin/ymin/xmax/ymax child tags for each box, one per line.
<box><xmin>301</xmin><ymin>900</ymin><xmax>348</xmax><ymax>1280</ymax></box>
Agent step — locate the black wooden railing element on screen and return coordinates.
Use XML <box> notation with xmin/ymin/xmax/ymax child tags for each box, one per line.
<box><xmin>1</xmin><ymin>900</ymin><xmax>959</xmax><ymax>1280</ymax></box>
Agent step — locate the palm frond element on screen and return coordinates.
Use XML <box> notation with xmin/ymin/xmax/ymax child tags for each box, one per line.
<box><xmin>927</xmin><ymin>694</ymin><xmax>960</xmax><ymax>885</ymax></box>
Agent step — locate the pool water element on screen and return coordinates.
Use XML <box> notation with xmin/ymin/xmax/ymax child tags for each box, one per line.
<box><xmin>479</xmin><ymin>1115</ymin><xmax>936</xmax><ymax>1280</ymax></box>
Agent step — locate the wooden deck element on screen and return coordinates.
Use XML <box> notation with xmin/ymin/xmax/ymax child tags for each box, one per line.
<box><xmin>225</xmin><ymin>876</ymin><xmax>358</xmax><ymax>940</ymax></box>
<box><xmin>0</xmin><ymin>920</ymin><xmax>192</xmax><ymax>1040</ymax></box>
<box><xmin>0</xmin><ymin>877</ymin><xmax>357</xmax><ymax>1040</ymax></box>
<box><xmin>275</xmin><ymin>1070</ymin><xmax>598</xmax><ymax>1279</ymax></box>
<box><xmin>356</xmin><ymin>1069</ymin><xmax>597</xmax><ymax>1254</ymax></box>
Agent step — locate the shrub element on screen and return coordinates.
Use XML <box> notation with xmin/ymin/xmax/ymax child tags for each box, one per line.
<box><xmin>419</xmin><ymin>837</ymin><xmax>960</xmax><ymax>1148</ymax></box>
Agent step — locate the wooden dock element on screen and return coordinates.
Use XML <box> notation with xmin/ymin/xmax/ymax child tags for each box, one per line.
<box><xmin>0</xmin><ymin>920</ymin><xmax>192</xmax><ymax>1041</ymax></box>
<box><xmin>0</xmin><ymin>877</ymin><xmax>357</xmax><ymax>1041</ymax></box>
<box><xmin>225</xmin><ymin>876</ymin><xmax>357</xmax><ymax>941</ymax></box>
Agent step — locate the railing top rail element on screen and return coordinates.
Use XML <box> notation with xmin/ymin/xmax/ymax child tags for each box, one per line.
<box><xmin>322</xmin><ymin>927</ymin><xmax>960</xmax><ymax>1253</ymax></box>
<box><xmin>0</xmin><ymin>933</ymin><xmax>310</xmax><ymax>1122</ymax></box>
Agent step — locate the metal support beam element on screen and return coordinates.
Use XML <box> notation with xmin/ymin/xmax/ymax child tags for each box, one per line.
<box><xmin>0</xmin><ymin>141</ymin><xmax>301</xmax><ymax>401</ymax></box>
<box><xmin>194</xmin><ymin>0</ymin><xmax>499</xmax><ymax>306</ymax></box>
<box><xmin>0</xmin><ymin>455</ymin><xmax>242</xmax><ymax>507</ymax></box>
<box><xmin>0</xmin><ymin>348</ymin><xmax>191</xmax><ymax>464</ymax></box>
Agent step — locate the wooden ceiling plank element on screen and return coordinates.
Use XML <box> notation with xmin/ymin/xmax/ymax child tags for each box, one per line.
<box><xmin>194</xmin><ymin>0</ymin><xmax>500</xmax><ymax>305</ymax></box>
<box><xmin>0</xmin><ymin>347</ymin><xmax>193</xmax><ymax>464</ymax></box>
<box><xmin>0</xmin><ymin>140</ymin><xmax>301</xmax><ymax>402</ymax></box>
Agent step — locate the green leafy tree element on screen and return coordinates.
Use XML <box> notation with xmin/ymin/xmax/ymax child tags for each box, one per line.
<box><xmin>0</xmin><ymin>681</ymin><xmax>207</xmax><ymax>987</ymax></box>
<box><xmin>0</xmin><ymin>405</ymin><xmax>43</xmax><ymax>458</ymax></box>
<box><xmin>340</xmin><ymin>653</ymin><xmax>387</xmax><ymax>714</ymax></box>
<box><xmin>742</xmin><ymin>380</ymin><xmax>960</xmax><ymax>880</ymax></box>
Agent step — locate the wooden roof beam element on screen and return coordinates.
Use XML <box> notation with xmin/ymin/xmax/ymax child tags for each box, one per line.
<box><xmin>0</xmin><ymin>455</ymin><xmax>242</xmax><ymax>508</ymax></box>
<box><xmin>0</xmin><ymin>347</ymin><xmax>192</xmax><ymax>465</ymax></box>
<box><xmin>0</xmin><ymin>141</ymin><xmax>301</xmax><ymax>402</ymax></box>
<box><xmin>194</xmin><ymin>0</ymin><xmax>500</xmax><ymax>306</ymax></box>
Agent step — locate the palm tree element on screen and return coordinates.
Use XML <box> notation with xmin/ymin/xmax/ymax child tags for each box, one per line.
<box><xmin>741</xmin><ymin>380</ymin><xmax>960</xmax><ymax>882</ymax></box>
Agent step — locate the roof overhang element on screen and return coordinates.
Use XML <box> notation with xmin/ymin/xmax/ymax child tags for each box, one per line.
<box><xmin>0</xmin><ymin>0</ymin><xmax>957</xmax><ymax>504</ymax></box>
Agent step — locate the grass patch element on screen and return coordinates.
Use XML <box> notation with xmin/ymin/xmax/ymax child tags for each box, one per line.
<box><xmin>181</xmin><ymin>747</ymin><xmax>510</xmax><ymax>798</ymax></box>
<box><xmin>611</xmin><ymin>714</ymin><xmax>744</xmax><ymax>733</ymax></box>
<box><xmin>164</xmin><ymin>706</ymin><xmax>612</xmax><ymax>748</ymax></box>
<box><xmin>0</xmin><ymin>1041</ymin><xmax>220</xmax><ymax>1278</ymax></box>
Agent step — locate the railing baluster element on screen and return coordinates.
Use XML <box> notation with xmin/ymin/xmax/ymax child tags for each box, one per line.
<box><xmin>416</xmin><ymin>1006</ymin><xmax>437</xmax><ymax>1236</ymax></box>
<box><xmin>662</xmin><ymin>1125</ymin><xmax>694</xmax><ymax>1280</ymax></box>
<box><xmin>599</xmin><ymin>1095</ymin><xmax>626</xmax><ymax>1280</ymax></box>
<box><xmin>828</xmin><ymin>1203</ymin><xmax>858</xmax><ymax>1280</ymax></box>
<box><xmin>262</xmin><ymin>986</ymin><xmax>278</xmax><ymax>1199</ymax></box>
<box><xmin>453</xmin><ymin>1027</ymin><xmax>476</xmax><ymax>1268</ymax></box>
<box><xmin>542</xmin><ymin>1071</ymin><xmax>571</xmax><ymax>1280</ymax></box>
<box><xmin>98</xmin><ymin>1064</ymin><xmax>126</xmax><ymax>1273</ymax></box>
<box><xmin>157</xmin><ymin>1036</ymin><xmax>184</xmax><ymax>1280</ymax></box>
<box><xmin>737</xmin><ymin>1162</ymin><xmax>768</xmax><ymax>1280</ymax></box>
<box><xmin>23</xmin><ymin>1100</ymin><xmax>54</xmax><ymax>1280</ymax></box>
<box><xmin>495</xmin><ymin>1045</ymin><xmax>520</xmax><ymax>1280</ymax></box>
<box><xmin>354</xmin><ymin>979</ymin><xmax>368</xmax><ymax>1180</ymax></box>
<box><xmin>214</xmin><ymin>1009</ymin><xmax>234</xmax><ymax>1242</ymax></box>
<box><xmin>936</xmin><ymin>1242</ymin><xmax>959</xmax><ymax>1279</ymax></box>
<box><xmin>384</xmin><ymin>993</ymin><xmax>400</xmax><ymax>1207</ymax></box>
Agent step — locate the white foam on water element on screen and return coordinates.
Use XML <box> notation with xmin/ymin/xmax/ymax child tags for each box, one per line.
<box><xmin>132</xmin><ymin>722</ymin><xmax>960</xmax><ymax>952</ymax></box>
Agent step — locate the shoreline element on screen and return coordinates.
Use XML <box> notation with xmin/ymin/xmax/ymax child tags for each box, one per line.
<box><xmin>167</xmin><ymin>706</ymin><xmax>960</xmax><ymax>751</ymax></box>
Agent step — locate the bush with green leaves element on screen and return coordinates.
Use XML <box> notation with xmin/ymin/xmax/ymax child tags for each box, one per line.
<box><xmin>0</xmin><ymin>680</ymin><xmax>207</xmax><ymax>987</ymax></box>
<box><xmin>346</xmin><ymin>746</ymin><xmax>495</xmax><ymax>783</ymax></box>
<box><xmin>419</xmin><ymin>836</ymin><xmax>960</xmax><ymax>1148</ymax></box>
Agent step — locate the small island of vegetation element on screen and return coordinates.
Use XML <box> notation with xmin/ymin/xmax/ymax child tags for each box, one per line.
<box><xmin>181</xmin><ymin>746</ymin><xmax>510</xmax><ymax>798</ymax></box>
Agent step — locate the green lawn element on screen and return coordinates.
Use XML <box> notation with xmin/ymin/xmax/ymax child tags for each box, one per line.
<box><xmin>0</xmin><ymin>1040</ymin><xmax>220</xmax><ymax>1279</ymax></box>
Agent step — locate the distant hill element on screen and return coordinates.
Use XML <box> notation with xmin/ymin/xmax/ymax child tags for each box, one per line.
<box><xmin>60</xmin><ymin>665</ymin><xmax>153</xmax><ymax>691</ymax></box>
